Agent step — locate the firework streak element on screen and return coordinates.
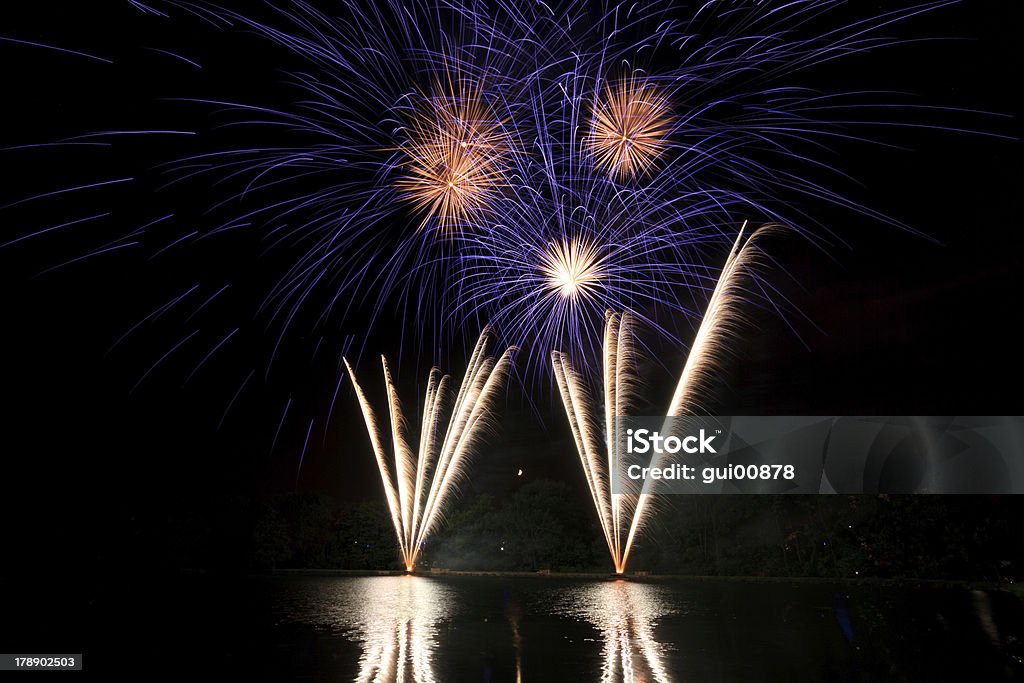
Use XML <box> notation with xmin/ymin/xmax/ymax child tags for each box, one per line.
<box><xmin>553</xmin><ymin>225</ymin><xmax>772</xmax><ymax>572</ymax></box>
<box><xmin>344</xmin><ymin>332</ymin><xmax>514</xmax><ymax>570</ymax></box>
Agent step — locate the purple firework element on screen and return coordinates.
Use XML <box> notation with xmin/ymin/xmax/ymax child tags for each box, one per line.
<box><xmin>0</xmin><ymin>0</ymin><xmax>1004</xmax><ymax>449</ymax></box>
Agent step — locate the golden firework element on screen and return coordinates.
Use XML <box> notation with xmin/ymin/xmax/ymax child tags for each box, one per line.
<box><xmin>396</xmin><ymin>78</ymin><xmax>509</xmax><ymax>234</ymax></box>
<box><xmin>539</xmin><ymin>237</ymin><xmax>606</xmax><ymax>301</ymax></box>
<box><xmin>344</xmin><ymin>330</ymin><xmax>514</xmax><ymax>572</ymax></box>
<box><xmin>621</xmin><ymin>223</ymin><xmax>775</xmax><ymax>569</ymax></box>
<box><xmin>551</xmin><ymin>311</ymin><xmax>640</xmax><ymax>574</ymax></box>
<box><xmin>552</xmin><ymin>225</ymin><xmax>776</xmax><ymax>573</ymax></box>
<box><xmin>588</xmin><ymin>72</ymin><xmax>673</xmax><ymax>180</ymax></box>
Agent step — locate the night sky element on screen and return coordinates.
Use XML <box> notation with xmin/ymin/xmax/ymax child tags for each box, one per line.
<box><xmin>1</xmin><ymin>1</ymin><xmax>1021</xmax><ymax>581</ymax></box>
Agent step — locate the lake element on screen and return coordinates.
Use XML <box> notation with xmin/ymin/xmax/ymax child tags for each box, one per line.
<box><xmin>32</xmin><ymin>573</ymin><xmax>1024</xmax><ymax>680</ymax></box>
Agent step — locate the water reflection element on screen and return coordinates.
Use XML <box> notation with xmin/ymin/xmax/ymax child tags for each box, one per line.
<box><xmin>553</xmin><ymin>580</ymin><xmax>674</xmax><ymax>683</ymax></box>
<box><xmin>507</xmin><ymin>601</ymin><xmax>523</xmax><ymax>683</ymax></box>
<box><xmin>267</xmin><ymin>576</ymin><xmax>1018</xmax><ymax>681</ymax></box>
<box><xmin>327</xmin><ymin>576</ymin><xmax>451</xmax><ymax>683</ymax></box>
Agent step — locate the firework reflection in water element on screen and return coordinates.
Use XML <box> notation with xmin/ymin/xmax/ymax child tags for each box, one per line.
<box><xmin>292</xmin><ymin>575</ymin><xmax>450</xmax><ymax>683</ymax></box>
<box><xmin>552</xmin><ymin>580</ymin><xmax>674</xmax><ymax>683</ymax></box>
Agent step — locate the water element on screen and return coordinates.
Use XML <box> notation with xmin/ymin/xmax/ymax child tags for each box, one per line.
<box><xmin>44</xmin><ymin>574</ymin><xmax>1024</xmax><ymax>680</ymax></box>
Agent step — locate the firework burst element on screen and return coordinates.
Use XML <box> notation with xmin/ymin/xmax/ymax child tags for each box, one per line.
<box><xmin>539</xmin><ymin>237</ymin><xmax>607</xmax><ymax>302</ymax></box>
<box><xmin>588</xmin><ymin>71</ymin><xmax>673</xmax><ymax>180</ymax></box>
<box><xmin>121</xmin><ymin>0</ymin><xmax>975</xmax><ymax>374</ymax></box>
<box><xmin>0</xmin><ymin>0</ymin><xmax>999</xmax><ymax>461</ymax></box>
<box><xmin>396</xmin><ymin>77</ymin><xmax>512</xmax><ymax>234</ymax></box>
<box><xmin>344</xmin><ymin>331</ymin><xmax>514</xmax><ymax>571</ymax></box>
<box><xmin>450</xmin><ymin>138</ymin><xmax>728</xmax><ymax>378</ymax></box>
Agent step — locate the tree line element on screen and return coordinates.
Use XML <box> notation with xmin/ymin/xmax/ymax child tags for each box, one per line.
<box><xmin>158</xmin><ymin>481</ymin><xmax>1023</xmax><ymax>581</ymax></box>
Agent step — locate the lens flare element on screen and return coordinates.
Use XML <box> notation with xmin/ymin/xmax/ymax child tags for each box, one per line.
<box><xmin>344</xmin><ymin>330</ymin><xmax>514</xmax><ymax>571</ymax></box>
<box><xmin>588</xmin><ymin>72</ymin><xmax>672</xmax><ymax>180</ymax></box>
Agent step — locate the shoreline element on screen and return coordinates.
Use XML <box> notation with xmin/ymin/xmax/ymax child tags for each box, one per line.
<box><xmin>268</xmin><ymin>567</ymin><xmax>1018</xmax><ymax>592</ymax></box>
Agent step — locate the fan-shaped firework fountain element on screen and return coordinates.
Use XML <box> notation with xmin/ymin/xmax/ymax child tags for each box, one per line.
<box><xmin>553</xmin><ymin>225</ymin><xmax>773</xmax><ymax>573</ymax></box>
<box><xmin>552</xmin><ymin>310</ymin><xmax>638</xmax><ymax>575</ymax></box>
<box><xmin>344</xmin><ymin>332</ymin><xmax>514</xmax><ymax>571</ymax></box>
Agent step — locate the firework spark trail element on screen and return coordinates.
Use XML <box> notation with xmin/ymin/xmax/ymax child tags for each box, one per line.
<box><xmin>552</xmin><ymin>311</ymin><xmax>640</xmax><ymax>573</ymax></box>
<box><xmin>552</xmin><ymin>349</ymin><xmax>614</xmax><ymax>560</ymax></box>
<box><xmin>553</xmin><ymin>225</ymin><xmax>773</xmax><ymax>572</ymax></box>
<box><xmin>621</xmin><ymin>223</ymin><xmax>775</xmax><ymax>570</ymax></box>
<box><xmin>344</xmin><ymin>331</ymin><xmax>514</xmax><ymax>570</ymax></box>
<box><xmin>666</xmin><ymin>223</ymin><xmax>777</xmax><ymax>417</ymax></box>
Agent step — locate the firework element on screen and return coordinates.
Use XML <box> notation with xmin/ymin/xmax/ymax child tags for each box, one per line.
<box><xmin>621</xmin><ymin>224</ymin><xmax>774</xmax><ymax>569</ymax></box>
<box><xmin>344</xmin><ymin>330</ymin><xmax>514</xmax><ymax>571</ymax></box>
<box><xmin>1</xmin><ymin>0</ymin><xmax>994</xmax><ymax>458</ymax></box>
<box><xmin>552</xmin><ymin>311</ymin><xmax>640</xmax><ymax>573</ymax></box>
<box><xmin>453</xmin><ymin>148</ymin><xmax>729</xmax><ymax>379</ymax></box>
<box><xmin>130</xmin><ymin>1</ymin><xmax>971</xmax><ymax>366</ymax></box>
<box><xmin>588</xmin><ymin>71</ymin><xmax>673</xmax><ymax>180</ymax></box>
<box><xmin>538</xmin><ymin>237</ymin><xmax>607</xmax><ymax>302</ymax></box>
<box><xmin>395</xmin><ymin>76</ymin><xmax>512</xmax><ymax>234</ymax></box>
<box><xmin>553</xmin><ymin>225</ymin><xmax>772</xmax><ymax>572</ymax></box>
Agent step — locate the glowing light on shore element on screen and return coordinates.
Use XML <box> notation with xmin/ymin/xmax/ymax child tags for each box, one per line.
<box><xmin>588</xmin><ymin>72</ymin><xmax>672</xmax><ymax>180</ymax></box>
<box><xmin>345</xmin><ymin>331</ymin><xmax>514</xmax><ymax>571</ymax></box>
<box><xmin>553</xmin><ymin>224</ymin><xmax>773</xmax><ymax>573</ymax></box>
